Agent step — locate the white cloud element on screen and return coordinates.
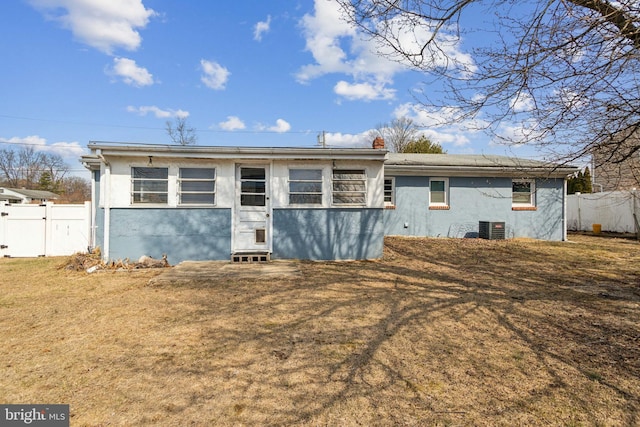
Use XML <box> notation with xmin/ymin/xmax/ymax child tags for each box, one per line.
<box><xmin>200</xmin><ymin>59</ymin><xmax>230</xmax><ymax>90</ymax></box>
<box><xmin>297</xmin><ymin>0</ymin><xmax>475</xmax><ymax>102</ymax></box>
<box><xmin>109</xmin><ymin>57</ymin><xmax>154</xmax><ymax>86</ymax></box>
<box><xmin>334</xmin><ymin>80</ymin><xmax>395</xmax><ymax>101</ymax></box>
<box><xmin>126</xmin><ymin>105</ymin><xmax>189</xmax><ymax>119</ymax></box>
<box><xmin>296</xmin><ymin>0</ymin><xmax>355</xmax><ymax>82</ymax></box>
<box><xmin>254</xmin><ymin>15</ymin><xmax>271</xmax><ymax>41</ymax></box>
<box><xmin>47</xmin><ymin>141</ymin><xmax>86</xmax><ymax>158</ymax></box>
<box><xmin>0</xmin><ymin>135</ymin><xmax>48</xmax><ymax>149</ymax></box>
<box><xmin>494</xmin><ymin>119</ymin><xmax>543</xmax><ymax>147</ymax></box>
<box><xmin>0</xmin><ymin>135</ymin><xmax>85</xmax><ymax>159</ymax></box>
<box><xmin>28</xmin><ymin>0</ymin><xmax>156</xmax><ymax>54</ymax></box>
<box><xmin>510</xmin><ymin>92</ymin><xmax>534</xmax><ymax>112</ymax></box>
<box><xmin>392</xmin><ymin>102</ymin><xmax>485</xmax><ymax>147</ymax></box>
<box><xmin>324</xmin><ymin>131</ymin><xmax>371</xmax><ymax>147</ymax></box>
<box><xmin>268</xmin><ymin>119</ymin><xmax>291</xmax><ymax>133</ymax></box>
<box><xmin>219</xmin><ymin>116</ymin><xmax>246</xmax><ymax>131</ymax></box>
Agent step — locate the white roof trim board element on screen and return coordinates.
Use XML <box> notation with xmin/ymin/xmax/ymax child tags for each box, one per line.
<box><xmin>84</xmin><ymin>142</ymin><xmax>388</xmax><ymax>162</ymax></box>
<box><xmin>82</xmin><ymin>142</ymin><xmax>578</xmax><ymax>177</ymax></box>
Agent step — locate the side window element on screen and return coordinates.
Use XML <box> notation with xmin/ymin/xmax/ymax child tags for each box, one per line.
<box><xmin>289</xmin><ymin>169</ymin><xmax>323</xmax><ymax>205</ymax></box>
<box><xmin>179</xmin><ymin>168</ymin><xmax>216</xmax><ymax>205</ymax></box>
<box><xmin>332</xmin><ymin>169</ymin><xmax>366</xmax><ymax>206</ymax></box>
<box><xmin>512</xmin><ymin>179</ymin><xmax>536</xmax><ymax>207</ymax></box>
<box><xmin>429</xmin><ymin>178</ymin><xmax>449</xmax><ymax>207</ymax></box>
<box><xmin>384</xmin><ymin>177</ymin><xmax>395</xmax><ymax>206</ymax></box>
<box><xmin>132</xmin><ymin>167</ymin><xmax>168</xmax><ymax>204</ymax></box>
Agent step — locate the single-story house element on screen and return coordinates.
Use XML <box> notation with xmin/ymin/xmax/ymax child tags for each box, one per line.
<box><xmin>82</xmin><ymin>140</ymin><xmax>577</xmax><ymax>263</ymax></box>
<box><xmin>0</xmin><ymin>187</ymin><xmax>60</xmax><ymax>204</ymax></box>
<box><xmin>384</xmin><ymin>153</ymin><xmax>577</xmax><ymax>241</ymax></box>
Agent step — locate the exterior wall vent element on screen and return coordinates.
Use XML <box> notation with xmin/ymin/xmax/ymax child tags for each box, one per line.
<box><xmin>479</xmin><ymin>221</ymin><xmax>506</xmax><ymax>240</ymax></box>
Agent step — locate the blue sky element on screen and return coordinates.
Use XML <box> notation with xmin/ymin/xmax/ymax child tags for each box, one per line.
<box><xmin>0</xmin><ymin>0</ymin><xmax>538</xmax><ymax>175</ymax></box>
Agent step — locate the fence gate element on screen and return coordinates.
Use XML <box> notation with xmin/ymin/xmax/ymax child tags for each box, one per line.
<box><xmin>0</xmin><ymin>202</ymin><xmax>91</xmax><ymax>258</ymax></box>
<box><xmin>0</xmin><ymin>204</ymin><xmax>47</xmax><ymax>257</ymax></box>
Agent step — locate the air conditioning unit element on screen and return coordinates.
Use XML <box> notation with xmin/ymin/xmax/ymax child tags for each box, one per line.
<box><xmin>479</xmin><ymin>221</ymin><xmax>506</xmax><ymax>240</ymax></box>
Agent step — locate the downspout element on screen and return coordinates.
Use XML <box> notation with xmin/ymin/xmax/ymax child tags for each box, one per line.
<box><xmin>89</xmin><ymin>171</ymin><xmax>96</xmax><ymax>252</ymax></box>
<box><xmin>563</xmin><ymin>178</ymin><xmax>568</xmax><ymax>241</ymax></box>
<box><xmin>98</xmin><ymin>150</ymin><xmax>111</xmax><ymax>262</ymax></box>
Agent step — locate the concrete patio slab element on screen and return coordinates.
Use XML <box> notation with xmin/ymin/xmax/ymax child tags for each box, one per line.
<box><xmin>148</xmin><ymin>260</ymin><xmax>302</xmax><ymax>285</ymax></box>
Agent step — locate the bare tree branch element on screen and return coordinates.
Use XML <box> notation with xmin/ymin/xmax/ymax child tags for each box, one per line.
<box><xmin>336</xmin><ymin>0</ymin><xmax>640</xmax><ymax>167</ymax></box>
<box><xmin>370</xmin><ymin>117</ymin><xmax>420</xmax><ymax>152</ymax></box>
<box><xmin>166</xmin><ymin>117</ymin><xmax>198</xmax><ymax>145</ymax></box>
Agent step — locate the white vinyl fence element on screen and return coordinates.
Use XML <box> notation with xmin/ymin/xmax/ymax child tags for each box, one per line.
<box><xmin>567</xmin><ymin>191</ymin><xmax>640</xmax><ymax>233</ymax></box>
<box><xmin>0</xmin><ymin>202</ymin><xmax>91</xmax><ymax>257</ymax></box>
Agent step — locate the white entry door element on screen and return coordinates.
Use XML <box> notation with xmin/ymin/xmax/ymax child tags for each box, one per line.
<box><xmin>233</xmin><ymin>165</ymin><xmax>270</xmax><ymax>253</ymax></box>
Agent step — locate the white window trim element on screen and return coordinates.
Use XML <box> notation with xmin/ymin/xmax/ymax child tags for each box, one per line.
<box><xmin>131</xmin><ymin>166</ymin><xmax>169</xmax><ymax>205</ymax></box>
<box><xmin>288</xmin><ymin>168</ymin><xmax>324</xmax><ymax>206</ymax></box>
<box><xmin>429</xmin><ymin>177</ymin><xmax>449</xmax><ymax>207</ymax></box>
<box><xmin>177</xmin><ymin>167</ymin><xmax>217</xmax><ymax>206</ymax></box>
<box><xmin>384</xmin><ymin>177</ymin><xmax>395</xmax><ymax>207</ymax></box>
<box><xmin>331</xmin><ymin>169</ymin><xmax>367</xmax><ymax>207</ymax></box>
<box><xmin>512</xmin><ymin>178</ymin><xmax>536</xmax><ymax>207</ymax></box>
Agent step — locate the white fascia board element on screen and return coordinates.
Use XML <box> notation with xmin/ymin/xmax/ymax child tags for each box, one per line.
<box><xmin>88</xmin><ymin>143</ymin><xmax>388</xmax><ymax>162</ymax></box>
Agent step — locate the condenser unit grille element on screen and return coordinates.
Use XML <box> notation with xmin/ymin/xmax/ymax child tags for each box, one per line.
<box><xmin>479</xmin><ymin>221</ymin><xmax>506</xmax><ymax>240</ymax></box>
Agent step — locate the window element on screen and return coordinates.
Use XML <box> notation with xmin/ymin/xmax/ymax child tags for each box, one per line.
<box><xmin>384</xmin><ymin>177</ymin><xmax>395</xmax><ymax>206</ymax></box>
<box><xmin>240</xmin><ymin>167</ymin><xmax>266</xmax><ymax>206</ymax></box>
<box><xmin>332</xmin><ymin>169</ymin><xmax>366</xmax><ymax>205</ymax></box>
<box><xmin>132</xmin><ymin>167</ymin><xmax>168</xmax><ymax>204</ymax></box>
<box><xmin>512</xmin><ymin>179</ymin><xmax>536</xmax><ymax>207</ymax></box>
<box><xmin>179</xmin><ymin>168</ymin><xmax>216</xmax><ymax>205</ymax></box>
<box><xmin>289</xmin><ymin>169</ymin><xmax>322</xmax><ymax>205</ymax></box>
<box><xmin>429</xmin><ymin>178</ymin><xmax>449</xmax><ymax>207</ymax></box>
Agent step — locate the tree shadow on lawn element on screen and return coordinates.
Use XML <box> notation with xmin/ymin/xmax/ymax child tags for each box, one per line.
<box><xmin>138</xmin><ymin>237</ymin><xmax>639</xmax><ymax>426</ymax></box>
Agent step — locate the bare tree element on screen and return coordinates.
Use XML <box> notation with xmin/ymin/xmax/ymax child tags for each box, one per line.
<box><xmin>166</xmin><ymin>117</ymin><xmax>197</xmax><ymax>145</ymax></box>
<box><xmin>0</xmin><ymin>146</ymin><xmax>68</xmax><ymax>190</ymax></box>
<box><xmin>337</xmin><ymin>0</ymin><xmax>640</xmax><ymax>165</ymax></box>
<box><xmin>370</xmin><ymin>117</ymin><xmax>419</xmax><ymax>152</ymax></box>
<box><xmin>58</xmin><ymin>176</ymin><xmax>91</xmax><ymax>203</ymax></box>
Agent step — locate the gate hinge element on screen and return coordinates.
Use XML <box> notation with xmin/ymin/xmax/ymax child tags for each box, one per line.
<box><xmin>1</xmin><ymin>245</ymin><xmax>7</xmax><ymax>249</ymax></box>
<box><xmin>1</xmin><ymin>212</ymin><xmax>8</xmax><ymax>216</ymax></box>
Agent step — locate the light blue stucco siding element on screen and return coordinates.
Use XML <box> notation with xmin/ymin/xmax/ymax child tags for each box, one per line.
<box><xmin>108</xmin><ymin>208</ymin><xmax>232</xmax><ymax>263</ymax></box>
<box><xmin>272</xmin><ymin>208</ymin><xmax>384</xmax><ymax>260</ymax></box>
<box><xmin>384</xmin><ymin>176</ymin><xmax>566</xmax><ymax>240</ymax></box>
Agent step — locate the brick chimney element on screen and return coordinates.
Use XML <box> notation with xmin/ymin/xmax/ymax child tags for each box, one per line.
<box><xmin>372</xmin><ymin>136</ymin><xmax>385</xmax><ymax>149</ymax></box>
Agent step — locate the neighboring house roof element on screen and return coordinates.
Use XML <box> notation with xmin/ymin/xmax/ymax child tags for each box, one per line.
<box><xmin>385</xmin><ymin>153</ymin><xmax>578</xmax><ymax>178</ymax></box>
<box><xmin>0</xmin><ymin>188</ymin><xmax>60</xmax><ymax>201</ymax></box>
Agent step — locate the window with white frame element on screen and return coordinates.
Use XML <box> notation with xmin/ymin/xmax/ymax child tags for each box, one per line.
<box><xmin>132</xmin><ymin>167</ymin><xmax>168</xmax><ymax>204</ymax></box>
<box><xmin>512</xmin><ymin>179</ymin><xmax>536</xmax><ymax>207</ymax></box>
<box><xmin>332</xmin><ymin>169</ymin><xmax>366</xmax><ymax>205</ymax></box>
<box><xmin>178</xmin><ymin>168</ymin><xmax>216</xmax><ymax>205</ymax></box>
<box><xmin>384</xmin><ymin>177</ymin><xmax>395</xmax><ymax>206</ymax></box>
<box><xmin>429</xmin><ymin>178</ymin><xmax>449</xmax><ymax>207</ymax></box>
<box><xmin>289</xmin><ymin>169</ymin><xmax>323</xmax><ymax>205</ymax></box>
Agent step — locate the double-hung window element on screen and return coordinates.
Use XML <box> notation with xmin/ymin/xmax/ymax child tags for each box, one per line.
<box><xmin>332</xmin><ymin>169</ymin><xmax>366</xmax><ymax>205</ymax></box>
<box><xmin>289</xmin><ymin>169</ymin><xmax>323</xmax><ymax>205</ymax></box>
<box><xmin>132</xmin><ymin>167</ymin><xmax>168</xmax><ymax>204</ymax></box>
<box><xmin>429</xmin><ymin>178</ymin><xmax>449</xmax><ymax>208</ymax></box>
<box><xmin>179</xmin><ymin>168</ymin><xmax>216</xmax><ymax>205</ymax></box>
<box><xmin>512</xmin><ymin>179</ymin><xmax>536</xmax><ymax>208</ymax></box>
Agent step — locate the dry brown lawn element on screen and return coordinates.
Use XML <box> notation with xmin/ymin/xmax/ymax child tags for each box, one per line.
<box><xmin>1</xmin><ymin>234</ymin><xmax>639</xmax><ymax>426</ymax></box>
